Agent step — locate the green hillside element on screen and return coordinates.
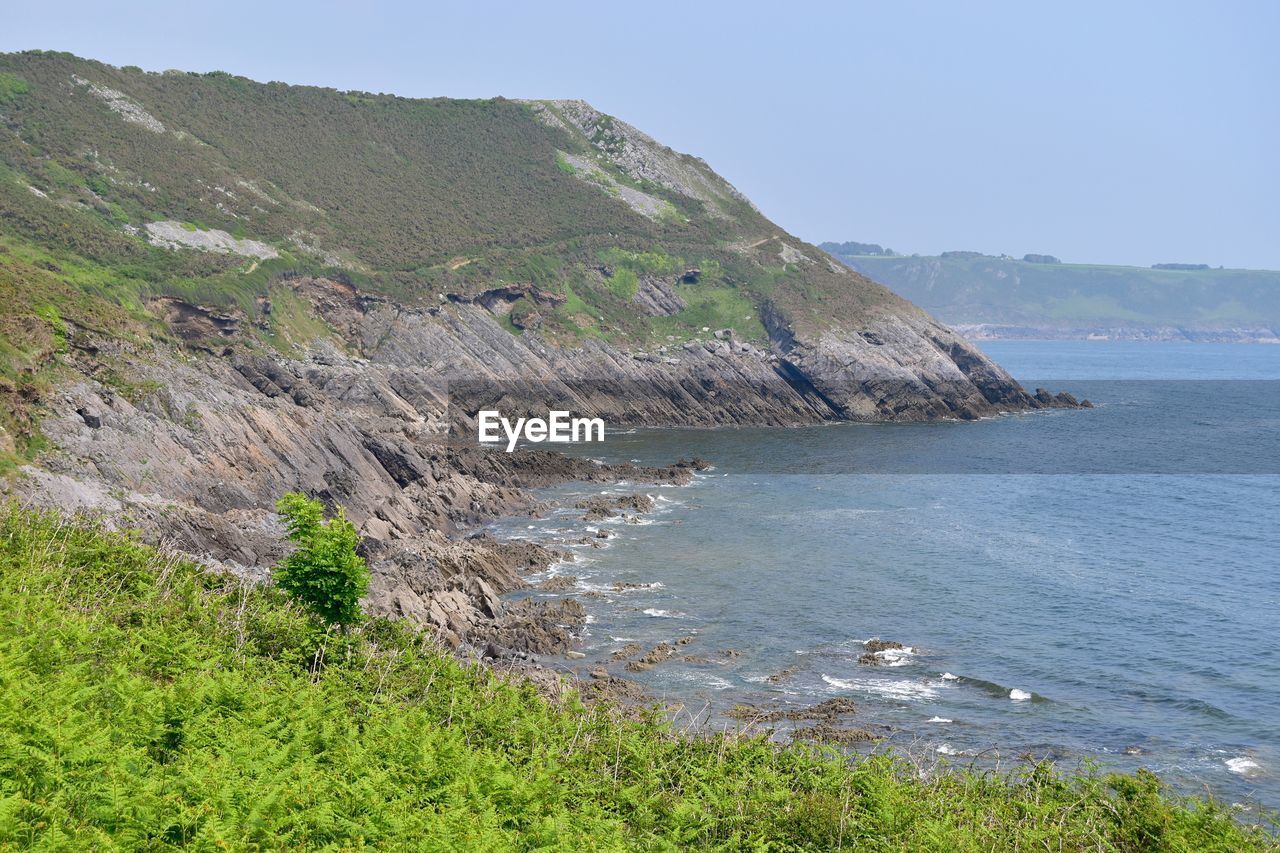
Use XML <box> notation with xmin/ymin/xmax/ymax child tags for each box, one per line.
<box><xmin>821</xmin><ymin>244</ymin><xmax>1280</xmax><ymax>335</ymax></box>
<box><xmin>1</xmin><ymin>504</ymin><xmax>1269</xmax><ymax>849</ymax></box>
<box><xmin>0</xmin><ymin>51</ymin><xmax>881</xmax><ymax>354</ymax></box>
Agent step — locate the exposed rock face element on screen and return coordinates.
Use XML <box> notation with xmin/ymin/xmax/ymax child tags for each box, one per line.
<box><xmin>7</xmin><ymin>273</ymin><xmax>1083</xmax><ymax>661</ymax></box>
<box><xmin>289</xmin><ymin>275</ymin><xmax>1082</xmax><ymax>429</ymax></box>
<box><xmin>144</xmin><ymin>221</ymin><xmax>280</xmax><ymax>259</ymax></box>
<box><xmin>531</xmin><ymin>99</ymin><xmax>758</xmax><ymax>218</ymax></box>
<box><xmin>631</xmin><ymin>276</ymin><xmax>686</xmax><ymax>317</ymax></box>
<box><xmin>760</xmin><ymin>302</ymin><xmax>1077</xmax><ymax>422</ymax></box>
<box><xmin>4</xmin><ymin>323</ymin><xmax>698</xmax><ymax>658</ymax></box>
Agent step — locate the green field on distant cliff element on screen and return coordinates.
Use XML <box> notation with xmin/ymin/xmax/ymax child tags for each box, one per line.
<box><xmin>821</xmin><ymin>244</ymin><xmax>1280</xmax><ymax>335</ymax></box>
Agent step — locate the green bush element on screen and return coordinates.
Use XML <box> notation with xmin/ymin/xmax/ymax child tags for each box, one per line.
<box><xmin>273</xmin><ymin>492</ymin><xmax>369</xmax><ymax>628</ymax></box>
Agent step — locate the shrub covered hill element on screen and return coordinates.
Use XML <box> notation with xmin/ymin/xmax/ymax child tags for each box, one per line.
<box><xmin>0</xmin><ymin>51</ymin><xmax>1082</xmax><ymax>429</ymax></box>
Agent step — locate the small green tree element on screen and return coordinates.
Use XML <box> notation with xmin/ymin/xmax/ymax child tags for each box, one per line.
<box><xmin>274</xmin><ymin>492</ymin><xmax>369</xmax><ymax>628</ymax></box>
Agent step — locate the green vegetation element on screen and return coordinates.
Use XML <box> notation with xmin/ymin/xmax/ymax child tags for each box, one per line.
<box><xmin>0</xmin><ymin>237</ymin><xmax>156</xmax><ymax>469</ymax></box>
<box><xmin>653</xmin><ymin>285</ymin><xmax>768</xmax><ymax>342</ymax></box>
<box><xmin>821</xmin><ymin>243</ymin><xmax>1280</xmax><ymax>329</ymax></box>
<box><xmin>274</xmin><ymin>492</ymin><xmax>369</xmax><ymax>628</ymax></box>
<box><xmin>0</xmin><ymin>51</ymin><xmax>715</xmax><ymax>276</ymax></box>
<box><xmin>0</xmin><ymin>506</ymin><xmax>1272</xmax><ymax>849</ymax></box>
<box><xmin>0</xmin><ymin>51</ymin><xmax>902</xmax><ymax>359</ymax></box>
<box><xmin>0</xmin><ymin>72</ymin><xmax>27</xmax><ymax>104</ymax></box>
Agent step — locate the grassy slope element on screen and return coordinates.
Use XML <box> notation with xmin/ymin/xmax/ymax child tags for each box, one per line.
<box><xmin>822</xmin><ymin>249</ymin><xmax>1280</xmax><ymax>328</ymax></box>
<box><xmin>0</xmin><ymin>51</ymin><xmax>893</xmax><ymax>354</ymax></box>
<box><xmin>0</xmin><ymin>505</ymin><xmax>1271</xmax><ymax>850</ymax></box>
<box><xmin>0</xmin><ymin>53</ymin><xmax>905</xmax><ymax>476</ymax></box>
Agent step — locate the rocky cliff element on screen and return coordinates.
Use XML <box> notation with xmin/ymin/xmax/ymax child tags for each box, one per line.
<box><xmin>0</xmin><ymin>52</ymin><xmax>1083</xmax><ymax>661</ymax></box>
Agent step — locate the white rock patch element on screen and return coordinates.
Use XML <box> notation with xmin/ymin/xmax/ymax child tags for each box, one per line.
<box><xmin>778</xmin><ymin>243</ymin><xmax>814</xmax><ymax>265</ymax></box>
<box><xmin>557</xmin><ymin>151</ymin><xmax>668</xmax><ymax>220</ymax></box>
<box><xmin>145</xmin><ymin>221</ymin><xmax>279</xmax><ymax>260</ymax></box>
<box><xmin>72</xmin><ymin>76</ymin><xmax>166</xmax><ymax>134</ymax></box>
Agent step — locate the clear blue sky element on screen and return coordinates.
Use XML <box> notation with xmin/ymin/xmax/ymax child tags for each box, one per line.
<box><xmin>5</xmin><ymin>1</ymin><xmax>1278</xmax><ymax>268</ymax></box>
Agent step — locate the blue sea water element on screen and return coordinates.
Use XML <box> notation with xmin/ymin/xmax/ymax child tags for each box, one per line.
<box><xmin>490</xmin><ymin>341</ymin><xmax>1280</xmax><ymax>808</ymax></box>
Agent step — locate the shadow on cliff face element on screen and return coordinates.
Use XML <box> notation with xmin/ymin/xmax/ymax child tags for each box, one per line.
<box><xmin>439</xmin><ymin>376</ymin><xmax>1087</xmax><ymax>443</ymax></box>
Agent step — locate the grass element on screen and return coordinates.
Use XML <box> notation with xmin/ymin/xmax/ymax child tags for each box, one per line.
<box><xmin>0</xmin><ymin>504</ymin><xmax>1272</xmax><ymax>850</ymax></box>
<box><xmin>651</xmin><ymin>285</ymin><xmax>768</xmax><ymax>342</ymax></box>
<box><xmin>0</xmin><ymin>71</ymin><xmax>29</xmax><ymax>104</ymax></box>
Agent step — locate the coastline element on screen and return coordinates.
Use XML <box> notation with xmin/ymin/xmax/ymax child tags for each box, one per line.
<box><xmin>4</xmin><ymin>500</ymin><xmax>1270</xmax><ymax>848</ymax></box>
<box><xmin>953</xmin><ymin>324</ymin><xmax>1280</xmax><ymax>344</ymax></box>
<box><xmin>473</xmin><ymin>398</ymin><xmax>1280</xmax><ymax>814</ymax></box>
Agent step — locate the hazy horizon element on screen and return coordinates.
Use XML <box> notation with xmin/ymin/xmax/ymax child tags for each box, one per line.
<box><xmin>4</xmin><ymin>1</ymin><xmax>1277</xmax><ymax>269</ymax></box>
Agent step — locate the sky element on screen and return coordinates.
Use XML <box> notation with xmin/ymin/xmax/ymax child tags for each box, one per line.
<box><xmin>5</xmin><ymin>1</ymin><xmax>1278</xmax><ymax>268</ymax></box>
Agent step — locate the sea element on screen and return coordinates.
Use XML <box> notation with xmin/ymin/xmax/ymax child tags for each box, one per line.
<box><xmin>488</xmin><ymin>341</ymin><xmax>1280</xmax><ymax>810</ymax></box>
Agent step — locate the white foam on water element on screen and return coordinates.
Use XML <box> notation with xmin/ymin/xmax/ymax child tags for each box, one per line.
<box><xmin>585</xmin><ymin>615</ymin><xmax>596</xmax><ymax>624</ymax></box>
<box><xmin>874</xmin><ymin>647</ymin><xmax>915</xmax><ymax>667</ymax></box>
<box><xmin>936</xmin><ymin>744</ymin><xmax>960</xmax><ymax>755</ymax></box>
<box><xmin>927</xmin><ymin>716</ymin><xmax>953</xmax><ymax>723</ymax></box>
<box><xmin>1225</xmin><ymin>757</ymin><xmax>1261</xmax><ymax>776</ymax></box>
<box><xmin>610</xmin><ymin>637</ymin><xmax>636</xmax><ymax>643</ymax></box>
<box><xmin>643</xmin><ymin>608</ymin><xmax>677</xmax><ymax>618</ymax></box>
<box><xmin>940</xmin><ymin>672</ymin><xmax>959</xmax><ymax>681</ymax></box>
<box><xmin>822</xmin><ymin>674</ymin><xmax>940</xmax><ymax>701</ymax></box>
<box><xmin>1009</xmin><ymin>689</ymin><xmax>1033</xmax><ymax>701</ymax></box>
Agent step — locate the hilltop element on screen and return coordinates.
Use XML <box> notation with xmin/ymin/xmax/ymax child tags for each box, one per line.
<box><xmin>822</xmin><ymin>243</ymin><xmax>1280</xmax><ymax>342</ymax></box>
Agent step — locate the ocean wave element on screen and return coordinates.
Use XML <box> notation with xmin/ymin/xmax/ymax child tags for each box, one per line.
<box><xmin>871</xmin><ymin>646</ymin><xmax>916</xmax><ymax>667</ymax></box>
<box><xmin>961</xmin><ymin>676</ymin><xmax>1049</xmax><ymax>703</ymax></box>
<box><xmin>821</xmin><ymin>674</ymin><xmax>939</xmax><ymax>701</ymax></box>
<box><xmin>940</xmin><ymin>672</ymin><xmax>959</xmax><ymax>681</ymax></box>
<box><xmin>643</xmin><ymin>608</ymin><xmax>680</xmax><ymax>618</ymax></box>
<box><xmin>927</xmin><ymin>716</ymin><xmax>953</xmax><ymax>723</ymax></box>
<box><xmin>1225</xmin><ymin>756</ymin><xmax>1262</xmax><ymax>776</ymax></box>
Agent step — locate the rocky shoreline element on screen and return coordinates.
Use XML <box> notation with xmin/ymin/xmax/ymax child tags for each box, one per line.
<box><xmin>4</xmin><ymin>271</ymin><xmax>1089</xmax><ymax>713</ymax></box>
